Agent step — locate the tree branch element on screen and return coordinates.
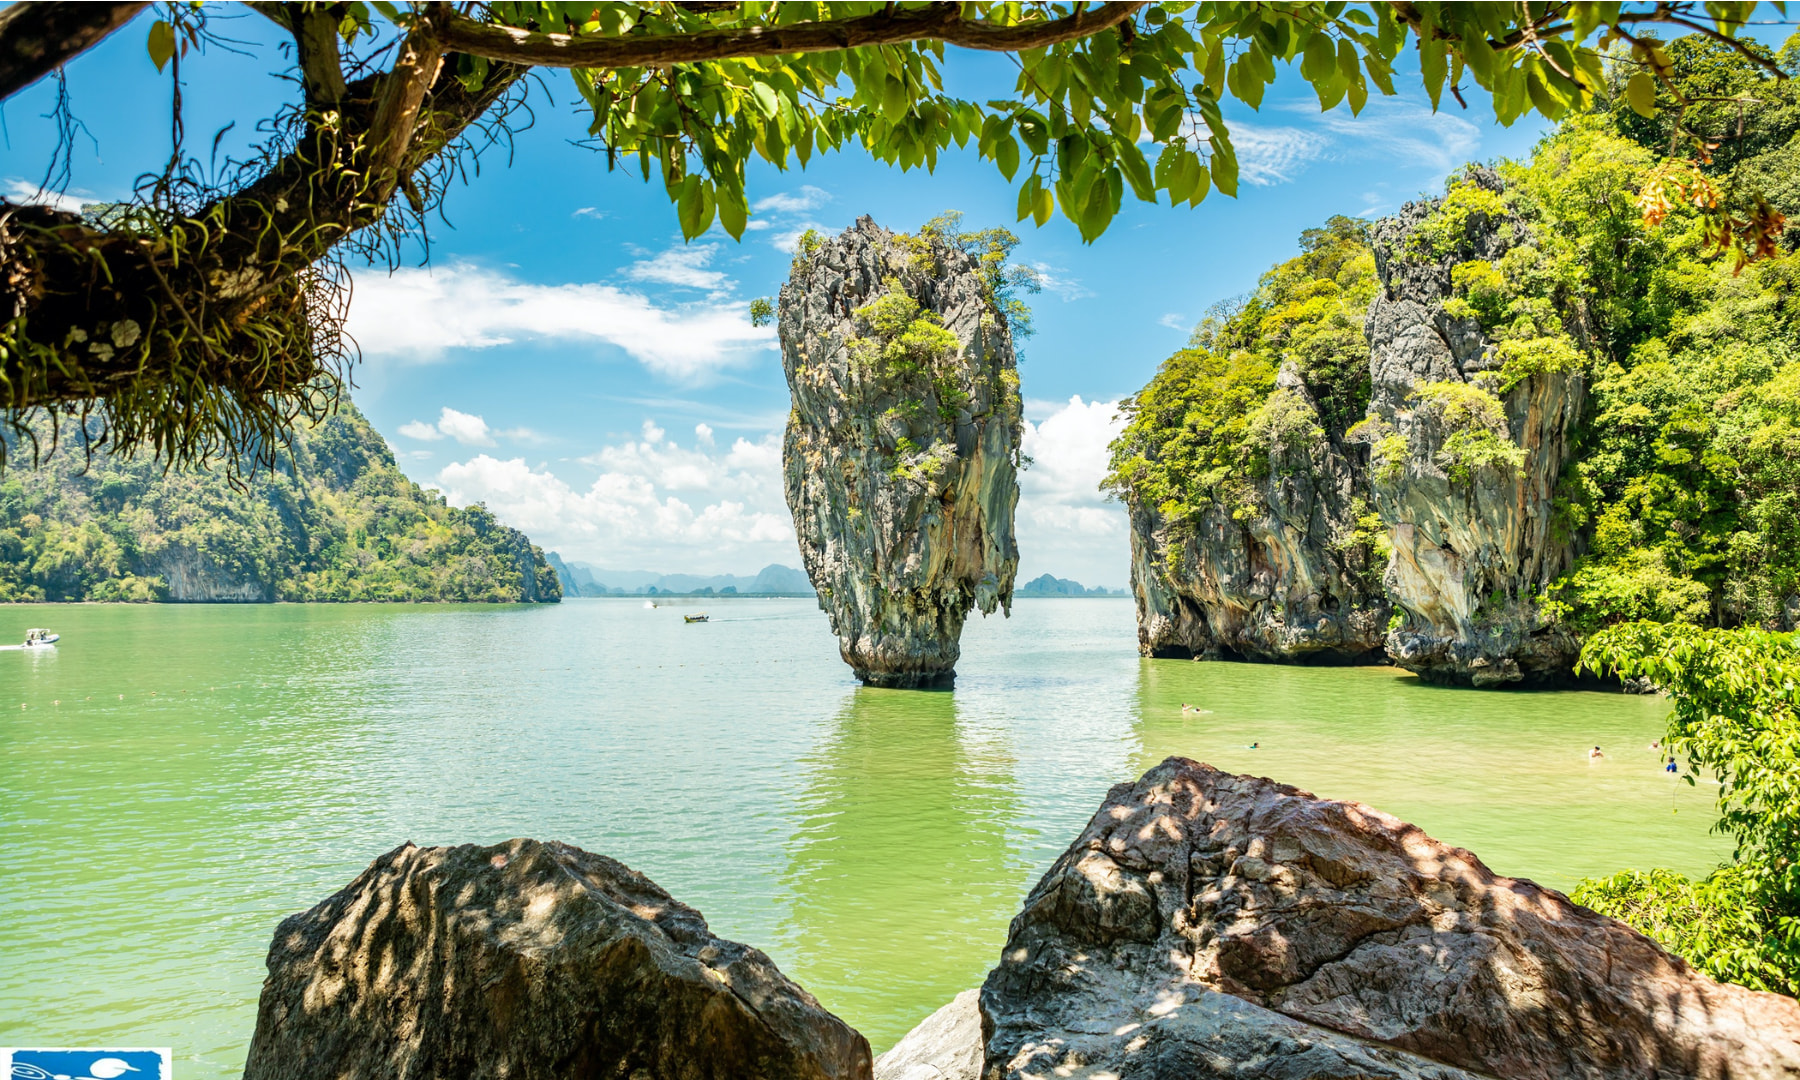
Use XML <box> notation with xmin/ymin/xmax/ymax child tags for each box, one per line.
<box><xmin>0</xmin><ymin>1</ymin><xmax>149</xmax><ymax>102</ymax></box>
<box><xmin>434</xmin><ymin>2</ymin><xmax>1144</xmax><ymax>70</ymax></box>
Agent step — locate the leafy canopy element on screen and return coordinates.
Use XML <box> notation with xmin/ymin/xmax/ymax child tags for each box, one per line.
<box><xmin>1577</xmin><ymin>622</ymin><xmax>1800</xmax><ymax>995</ymax></box>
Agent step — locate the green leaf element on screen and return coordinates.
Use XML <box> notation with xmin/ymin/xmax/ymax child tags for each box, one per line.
<box><xmin>1016</xmin><ymin>173</ymin><xmax>1038</xmax><ymax>222</ymax></box>
<box><xmin>677</xmin><ymin>176</ymin><xmax>705</xmax><ymax>239</ymax></box>
<box><xmin>1032</xmin><ymin>183</ymin><xmax>1054</xmax><ymax>226</ymax></box>
<box><xmin>994</xmin><ymin>134</ymin><xmax>1021</xmax><ymax>181</ymax></box>
<box><xmin>1301</xmin><ymin>32</ymin><xmax>1334</xmax><ymax>82</ymax></box>
<box><xmin>882</xmin><ymin>75</ymin><xmax>909</xmax><ymax>124</ymax></box>
<box><xmin>751</xmin><ymin>82</ymin><xmax>780</xmax><ymax>119</ymax></box>
<box><xmin>717</xmin><ymin>186</ymin><xmax>747</xmax><ymax>241</ymax></box>
<box><xmin>148</xmin><ymin>19</ymin><xmax>176</xmax><ymax>73</ymax></box>
<box><xmin>1117</xmin><ymin>138</ymin><xmax>1155</xmax><ymax>201</ymax></box>
<box><xmin>1626</xmin><ymin>71</ymin><xmax>1657</xmax><ymax>117</ymax></box>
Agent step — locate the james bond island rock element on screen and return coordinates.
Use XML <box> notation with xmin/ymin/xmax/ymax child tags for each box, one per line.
<box><xmin>242</xmin><ymin>839</ymin><xmax>871</xmax><ymax>1080</ymax></box>
<box><xmin>780</xmin><ymin>216</ymin><xmax>1024</xmax><ymax>688</ymax></box>
<box><xmin>1358</xmin><ymin>168</ymin><xmax>1582</xmax><ymax>686</ymax></box>
<box><xmin>1108</xmin><ymin>217</ymin><xmax>1391</xmax><ymax>666</ymax></box>
<box><xmin>979</xmin><ymin>757</ymin><xmax>1800</xmax><ymax>1079</ymax></box>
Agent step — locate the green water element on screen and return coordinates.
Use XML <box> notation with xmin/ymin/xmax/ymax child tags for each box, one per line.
<box><xmin>0</xmin><ymin>599</ymin><xmax>1725</xmax><ymax>1075</ymax></box>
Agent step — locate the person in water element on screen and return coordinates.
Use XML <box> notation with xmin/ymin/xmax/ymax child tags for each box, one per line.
<box><xmin>1666</xmin><ymin>757</ymin><xmax>1679</xmax><ymax>773</ymax></box>
<box><xmin>1648</xmin><ymin>739</ymin><xmax>1662</xmax><ymax>752</ymax></box>
<box><xmin>1589</xmin><ymin>745</ymin><xmax>1604</xmax><ymax>760</ymax></box>
<box><xmin>1248</xmin><ymin>741</ymin><xmax>1259</xmax><ymax>749</ymax></box>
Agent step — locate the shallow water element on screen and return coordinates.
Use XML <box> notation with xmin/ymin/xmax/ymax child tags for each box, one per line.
<box><xmin>0</xmin><ymin>599</ymin><xmax>1723</xmax><ymax>1073</ymax></box>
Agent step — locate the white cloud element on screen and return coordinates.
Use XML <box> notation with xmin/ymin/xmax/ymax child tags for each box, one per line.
<box><xmin>436</xmin><ymin>407</ymin><xmax>495</xmax><ymax>447</ymax></box>
<box><xmin>1158</xmin><ymin>313</ymin><xmax>1190</xmax><ymax>331</ymax></box>
<box><xmin>345</xmin><ymin>263</ymin><xmax>774</xmax><ymax>380</ymax></box>
<box><xmin>397</xmin><ymin>420</ymin><xmax>443</xmax><ymax>441</ymax></box>
<box><xmin>4</xmin><ymin>178</ymin><xmax>87</xmax><ymax>214</ymax></box>
<box><xmin>1029</xmin><ymin>262</ymin><xmax>1094</xmax><ymax>302</ymax></box>
<box><xmin>626</xmin><ymin>243</ymin><xmax>730</xmax><ymax>291</ymax></box>
<box><xmin>1230</xmin><ymin>123</ymin><xmax>1332</xmax><ymax>186</ymax></box>
<box><xmin>1308</xmin><ymin>98</ymin><xmax>1481</xmax><ymax>174</ymax></box>
<box><xmin>435</xmin><ymin>421</ymin><xmax>796</xmax><ymax>570</ymax></box>
<box><xmin>398</xmin><ymin>407</ymin><xmax>532</xmax><ymax>447</ymax></box>
<box><xmin>572</xmin><ymin>207</ymin><xmax>603</xmax><ymax>219</ymax></box>
<box><xmin>753</xmin><ymin>185</ymin><xmax>831</xmax><ymax>213</ymax></box>
<box><xmin>1016</xmin><ymin>396</ymin><xmax>1131</xmax><ymax>589</ymax></box>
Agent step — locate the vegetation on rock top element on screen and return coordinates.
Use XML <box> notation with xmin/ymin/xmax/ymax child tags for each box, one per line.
<box><xmin>0</xmin><ymin>404</ymin><xmax>559</xmax><ymax>603</ymax></box>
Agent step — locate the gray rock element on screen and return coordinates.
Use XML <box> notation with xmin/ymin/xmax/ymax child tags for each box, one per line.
<box><xmin>1362</xmin><ymin>168</ymin><xmax>1582</xmax><ymax>685</ymax></box>
<box><xmin>1130</xmin><ymin>363</ymin><xmax>1389</xmax><ymax>665</ymax></box>
<box><xmin>780</xmin><ymin>217</ymin><xmax>1021</xmax><ymax>687</ymax></box>
<box><xmin>873</xmin><ymin>989</ymin><xmax>982</xmax><ymax>1080</ymax></box>
<box><xmin>980</xmin><ymin>756</ymin><xmax>1800</xmax><ymax>1079</ymax></box>
<box><xmin>243</xmin><ymin>838</ymin><xmax>872</xmax><ymax>1080</ymax></box>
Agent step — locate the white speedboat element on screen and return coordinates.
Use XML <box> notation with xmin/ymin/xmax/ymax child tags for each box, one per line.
<box><xmin>21</xmin><ymin>628</ymin><xmax>58</xmax><ymax>647</ymax></box>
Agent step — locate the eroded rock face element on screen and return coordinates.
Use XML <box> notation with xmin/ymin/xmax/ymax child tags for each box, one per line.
<box><xmin>781</xmin><ymin>217</ymin><xmax>1022</xmax><ymax>688</ymax></box>
<box><xmin>1362</xmin><ymin>170</ymin><xmax>1582</xmax><ymax>685</ymax></box>
<box><xmin>874</xmin><ymin>989</ymin><xmax>982</xmax><ymax>1080</ymax></box>
<box><xmin>1132</xmin><ymin>364</ymin><xmax>1389</xmax><ymax>665</ymax></box>
<box><xmin>980</xmin><ymin>756</ymin><xmax>1800</xmax><ymax>1079</ymax></box>
<box><xmin>243</xmin><ymin>838</ymin><xmax>871</xmax><ymax>1080</ymax></box>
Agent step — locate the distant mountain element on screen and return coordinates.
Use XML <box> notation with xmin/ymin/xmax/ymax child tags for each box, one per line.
<box><xmin>1016</xmin><ymin>573</ymin><xmax>1127</xmax><ymax>597</ymax></box>
<box><xmin>546</xmin><ymin>560</ymin><xmax>815</xmax><ymax>597</ymax></box>
<box><xmin>0</xmin><ymin>405</ymin><xmax>559</xmax><ymax>603</ymax></box>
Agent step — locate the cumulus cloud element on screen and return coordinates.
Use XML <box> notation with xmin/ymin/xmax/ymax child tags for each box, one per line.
<box><xmin>1016</xmin><ymin>396</ymin><xmax>1131</xmax><ymax>588</ymax></box>
<box><xmin>626</xmin><ymin>243</ymin><xmax>730</xmax><ymax>291</ymax></box>
<box><xmin>396</xmin><ymin>407</ymin><xmax>533</xmax><ymax>447</ymax></box>
<box><xmin>754</xmin><ymin>185</ymin><xmax>831</xmax><ymax>213</ymax></box>
<box><xmin>346</xmin><ymin>263</ymin><xmax>774</xmax><ymax>380</ymax></box>
<box><xmin>434</xmin><ymin>421</ymin><xmax>797</xmax><ymax>570</ymax></box>
<box><xmin>1158</xmin><ymin>313</ymin><xmax>1190</xmax><ymax>331</ymax></box>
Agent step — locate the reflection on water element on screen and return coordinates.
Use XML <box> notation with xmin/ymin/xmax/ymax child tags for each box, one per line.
<box><xmin>779</xmin><ymin>688</ymin><xmax>1027</xmax><ymax>1045</ymax></box>
<box><xmin>0</xmin><ymin>598</ymin><xmax>1727</xmax><ymax>1075</ymax></box>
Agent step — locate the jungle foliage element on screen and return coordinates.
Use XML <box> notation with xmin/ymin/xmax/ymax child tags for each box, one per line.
<box><xmin>0</xmin><ymin>404</ymin><xmax>559</xmax><ymax>603</ymax></box>
<box><xmin>1101</xmin><ymin>214</ymin><xmax>1377</xmax><ymax>522</ymax></box>
<box><xmin>1107</xmin><ymin>33</ymin><xmax>1800</xmax><ymax>641</ymax></box>
<box><xmin>1575</xmin><ymin>623</ymin><xmax>1800</xmax><ymax>996</ymax></box>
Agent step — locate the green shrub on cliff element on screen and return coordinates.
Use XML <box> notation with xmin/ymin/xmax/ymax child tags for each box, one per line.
<box><xmin>1575</xmin><ymin>623</ymin><xmax>1800</xmax><ymax>996</ymax></box>
<box><xmin>0</xmin><ymin>405</ymin><xmax>559</xmax><ymax>603</ymax></box>
<box><xmin>1104</xmin><ymin>215</ymin><xmax>1376</xmax><ymax>522</ymax></box>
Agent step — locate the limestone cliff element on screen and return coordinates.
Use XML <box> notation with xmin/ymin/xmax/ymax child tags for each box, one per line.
<box><xmin>1131</xmin><ymin>362</ymin><xmax>1389</xmax><ymax>664</ymax></box>
<box><xmin>1360</xmin><ymin>169</ymin><xmax>1582</xmax><ymax>685</ymax></box>
<box><xmin>0</xmin><ymin>404</ymin><xmax>560</xmax><ymax>603</ymax></box>
<box><xmin>780</xmin><ymin>217</ymin><xmax>1022</xmax><ymax>688</ymax></box>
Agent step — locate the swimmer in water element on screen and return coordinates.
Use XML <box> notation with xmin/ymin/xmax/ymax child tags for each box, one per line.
<box><xmin>1666</xmin><ymin>756</ymin><xmax>1678</xmax><ymax>773</ymax></box>
<box><xmin>1589</xmin><ymin>745</ymin><xmax>1604</xmax><ymax>760</ymax></box>
<box><xmin>1248</xmin><ymin>741</ymin><xmax>1259</xmax><ymax>749</ymax></box>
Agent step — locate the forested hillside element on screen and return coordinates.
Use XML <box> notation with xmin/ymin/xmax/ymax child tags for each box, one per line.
<box><xmin>1107</xmin><ymin>33</ymin><xmax>1800</xmax><ymax>674</ymax></box>
<box><xmin>0</xmin><ymin>404</ymin><xmax>559</xmax><ymax>603</ymax></box>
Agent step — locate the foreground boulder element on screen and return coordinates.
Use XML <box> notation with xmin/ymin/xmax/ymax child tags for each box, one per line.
<box><xmin>780</xmin><ymin>216</ymin><xmax>1022</xmax><ymax>688</ymax></box>
<box><xmin>243</xmin><ymin>838</ymin><xmax>871</xmax><ymax>1080</ymax></box>
<box><xmin>979</xmin><ymin>757</ymin><xmax>1800</xmax><ymax>1079</ymax></box>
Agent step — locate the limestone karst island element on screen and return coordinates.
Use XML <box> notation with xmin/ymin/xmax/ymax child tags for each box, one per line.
<box><xmin>4</xmin><ymin>4</ymin><xmax>1799</xmax><ymax>1079</ymax></box>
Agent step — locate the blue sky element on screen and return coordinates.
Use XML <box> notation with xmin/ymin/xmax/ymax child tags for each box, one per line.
<box><xmin>0</xmin><ymin>6</ymin><xmax>1572</xmax><ymax>587</ymax></box>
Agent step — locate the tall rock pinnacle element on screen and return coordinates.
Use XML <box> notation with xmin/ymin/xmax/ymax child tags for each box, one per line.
<box><xmin>780</xmin><ymin>216</ymin><xmax>1023</xmax><ymax>688</ymax></box>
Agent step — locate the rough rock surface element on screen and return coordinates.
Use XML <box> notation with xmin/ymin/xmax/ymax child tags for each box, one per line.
<box><xmin>780</xmin><ymin>217</ymin><xmax>1022</xmax><ymax>687</ymax></box>
<box><xmin>243</xmin><ymin>838</ymin><xmax>871</xmax><ymax>1080</ymax></box>
<box><xmin>1362</xmin><ymin>169</ymin><xmax>1582</xmax><ymax>685</ymax></box>
<box><xmin>1131</xmin><ymin>363</ymin><xmax>1389</xmax><ymax>664</ymax></box>
<box><xmin>981</xmin><ymin>756</ymin><xmax>1800</xmax><ymax>1079</ymax></box>
<box><xmin>873</xmin><ymin>989</ymin><xmax>982</xmax><ymax>1080</ymax></box>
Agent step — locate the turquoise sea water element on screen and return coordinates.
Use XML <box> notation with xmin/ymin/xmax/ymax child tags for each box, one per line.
<box><xmin>0</xmin><ymin>599</ymin><xmax>1725</xmax><ymax>1075</ymax></box>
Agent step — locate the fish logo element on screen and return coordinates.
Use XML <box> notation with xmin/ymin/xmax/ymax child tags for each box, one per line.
<box><xmin>4</xmin><ymin>1050</ymin><xmax>171</xmax><ymax>1080</ymax></box>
